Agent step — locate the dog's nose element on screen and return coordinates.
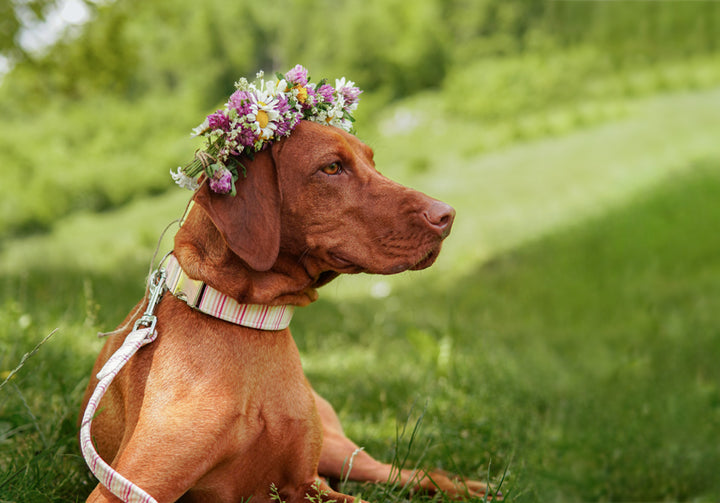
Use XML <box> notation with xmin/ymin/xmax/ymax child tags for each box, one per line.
<box><xmin>423</xmin><ymin>200</ymin><xmax>455</xmax><ymax>238</ymax></box>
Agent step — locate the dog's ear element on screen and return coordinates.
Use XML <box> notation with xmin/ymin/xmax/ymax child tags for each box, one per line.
<box><xmin>193</xmin><ymin>150</ymin><xmax>281</xmax><ymax>272</ymax></box>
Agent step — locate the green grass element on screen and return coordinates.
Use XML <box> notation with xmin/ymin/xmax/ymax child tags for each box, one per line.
<box><xmin>2</xmin><ymin>87</ymin><xmax>720</xmax><ymax>501</ymax></box>
<box><xmin>297</xmin><ymin>160</ymin><xmax>720</xmax><ymax>501</ymax></box>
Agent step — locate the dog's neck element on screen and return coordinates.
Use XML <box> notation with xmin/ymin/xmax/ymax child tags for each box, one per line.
<box><xmin>174</xmin><ymin>206</ymin><xmax>334</xmax><ymax>307</ymax></box>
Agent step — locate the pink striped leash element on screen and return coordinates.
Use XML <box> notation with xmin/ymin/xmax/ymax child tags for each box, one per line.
<box><xmin>79</xmin><ymin>326</ymin><xmax>158</xmax><ymax>503</ymax></box>
<box><xmin>80</xmin><ymin>268</ymin><xmax>167</xmax><ymax>503</ymax></box>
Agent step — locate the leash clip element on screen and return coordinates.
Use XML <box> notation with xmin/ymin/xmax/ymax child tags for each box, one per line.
<box><xmin>133</xmin><ymin>268</ymin><xmax>167</xmax><ymax>332</ymax></box>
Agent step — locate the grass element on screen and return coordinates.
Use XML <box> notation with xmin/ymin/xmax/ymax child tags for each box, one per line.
<box><xmin>2</xmin><ymin>86</ymin><xmax>720</xmax><ymax>501</ymax></box>
<box><xmin>297</xmin><ymin>159</ymin><xmax>720</xmax><ymax>501</ymax></box>
<box><xmin>3</xmin><ymin>158</ymin><xmax>720</xmax><ymax>501</ymax></box>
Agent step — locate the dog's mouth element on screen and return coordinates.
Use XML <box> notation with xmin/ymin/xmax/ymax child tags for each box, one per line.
<box><xmin>327</xmin><ymin>251</ymin><xmax>365</xmax><ymax>273</ymax></box>
<box><xmin>410</xmin><ymin>246</ymin><xmax>440</xmax><ymax>271</ymax></box>
<box><xmin>326</xmin><ymin>244</ymin><xmax>441</xmax><ymax>275</ymax></box>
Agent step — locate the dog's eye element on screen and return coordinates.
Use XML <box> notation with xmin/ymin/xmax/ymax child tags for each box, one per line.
<box><xmin>321</xmin><ymin>162</ymin><xmax>343</xmax><ymax>176</ymax></box>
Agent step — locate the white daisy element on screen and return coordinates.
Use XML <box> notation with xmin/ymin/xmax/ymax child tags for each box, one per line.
<box><xmin>264</xmin><ymin>78</ymin><xmax>288</xmax><ymax>97</ymax></box>
<box><xmin>248</xmin><ymin>93</ymin><xmax>281</xmax><ymax>141</ymax></box>
<box><xmin>335</xmin><ymin>77</ymin><xmax>352</xmax><ymax>90</ymax></box>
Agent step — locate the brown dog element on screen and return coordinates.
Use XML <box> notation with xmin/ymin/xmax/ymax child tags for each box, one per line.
<box><xmin>81</xmin><ymin>120</ymin><xmax>491</xmax><ymax>502</ymax></box>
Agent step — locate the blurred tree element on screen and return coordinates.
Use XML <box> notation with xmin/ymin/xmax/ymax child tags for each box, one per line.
<box><xmin>1</xmin><ymin>0</ymin><xmax>719</xmax><ymax>238</ymax></box>
<box><xmin>0</xmin><ymin>0</ymin><xmax>98</xmax><ymax>61</ymax></box>
<box><xmin>3</xmin><ymin>0</ymin><xmax>718</xmax><ymax>110</ymax></box>
<box><xmin>1</xmin><ymin>0</ymin><xmax>52</xmax><ymax>58</ymax></box>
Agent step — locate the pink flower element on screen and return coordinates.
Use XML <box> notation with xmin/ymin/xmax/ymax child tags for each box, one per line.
<box><xmin>317</xmin><ymin>84</ymin><xmax>335</xmax><ymax>103</ymax></box>
<box><xmin>228</xmin><ymin>90</ymin><xmax>254</xmax><ymax>116</ymax></box>
<box><xmin>209</xmin><ymin>167</ymin><xmax>233</xmax><ymax>194</ymax></box>
<box><xmin>340</xmin><ymin>85</ymin><xmax>362</xmax><ymax>106</ymax></box>
<box><xmin>207</xmin><ymin>110</ymin><xmax>230</xmax><ymax>131</ymax></box>
<box><xmin>270</xmin><ymin>96</ymin><xmax>293</xmax><ymax>137</ymax></box>
<box><xmin>231</xmin><ymin>124</ymin><xmax>258</xmax><ymax>148</ymax></box>
<box><xmin>285</xmin><ymin>64</ymin><xmax>309</xmax><ymax>86</ymax></box>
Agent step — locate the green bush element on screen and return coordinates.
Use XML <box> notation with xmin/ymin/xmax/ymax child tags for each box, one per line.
<box><xmin>0</xmin><ymin>91</ymin><xmax>202</xmax><ymax>236</ymax></box>
<box><xmin>443</xmin><ymin>49</ymin><xmax>720</xmax><ymax>123</ymax></box>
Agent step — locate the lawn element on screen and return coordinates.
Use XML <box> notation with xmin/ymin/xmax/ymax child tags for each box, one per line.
<box><xmin>2</xmin><ymin>87</ymin><xmax>720</xmax><ymax>501</ymax></box>
<box><xmin>297</xmin><ymin>158</ymin><xmax>720</xmax><ymax>502</ymax></box>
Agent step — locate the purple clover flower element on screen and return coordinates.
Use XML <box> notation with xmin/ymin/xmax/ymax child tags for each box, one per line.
<box><xmin>275</xmin><ymin>119</ymin><xmax>292</xmax><ymax>138</ymax></box>
<box><xmin>209</xmin><ymin>167</ymin><xmax>233</xmax><ymax>194</ymax></box>
<box><xmin>207</xmin><ymin>110</ymin><xmax>230</xmax><ymax>131</ymax></box>
<box><xmin>228</xmin><ymin>90</ymin><xmax>254</xmax><ymax>116</ymax></box>
<box><xmin>285</xmin><ymin>64</ymin><xmax>309</xmax><ymax>86</ymax></box>
<box><xmin>317</xmin><ymin>84</ymin><xmax>335</xmax><ymax>103</ymax></box>
<box><xmin>231</xmin><ymin>123</ymin><xmax>258</xmax><ymax>148</ymax></box>
<box><xmin>340</xmin><ymin>85</ymin><xmax>362</xmax><ymax>106</ymax></box>
<box><xmin>275</xmin><ymin>94</ymin><xmax>291</xmax><ymax>116</ymax></box>
<box><xmin>274</xmin><ymin>101</ymin><xmax>295</xmax><ymax>137</ymax></box>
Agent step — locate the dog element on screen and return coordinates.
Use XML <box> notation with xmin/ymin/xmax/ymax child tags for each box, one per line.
<box><xmin>80</xmin><ymin>120</ymin><xmax>492</xmax><ymax>502</ymax></box>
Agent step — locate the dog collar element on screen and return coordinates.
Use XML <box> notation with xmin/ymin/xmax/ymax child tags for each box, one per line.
<box><xmin>163</xmin><ymin>254</ymin><xmax>294</xmax><ymax>330</ymax></box>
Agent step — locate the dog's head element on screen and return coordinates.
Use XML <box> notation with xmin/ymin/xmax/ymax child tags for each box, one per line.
<box><xmin>194</xmin><ymin>121</ymin><xmax>453</xmax><ymax>275</ymax></box>
<box><xmin>177</xmin><ymin>121</ymin><xmax>453</xmax><ymax>303</ymax></box>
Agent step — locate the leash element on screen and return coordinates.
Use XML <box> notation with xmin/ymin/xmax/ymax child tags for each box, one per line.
<box><xmin>80</xmin><ymin>268</ymin><xmax>167</xmax><ymax>503</ymax></box>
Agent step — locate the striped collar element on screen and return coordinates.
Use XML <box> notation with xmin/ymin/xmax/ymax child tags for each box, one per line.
<box><xmin>163</xmin><ymin>254</ymin><xmax>294</xmax><ymax>331</ymax></box>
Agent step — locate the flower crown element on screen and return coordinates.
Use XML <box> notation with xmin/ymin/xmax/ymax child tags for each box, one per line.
<box><xmin>171</xmin><ymin>65</ymin><xmax>362</xmax><ymax>195</ymax></box>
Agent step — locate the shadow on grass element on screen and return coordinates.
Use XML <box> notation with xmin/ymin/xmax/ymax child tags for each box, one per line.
<box><xmin>2</xmin><ymin>159</ymin><xmax>720</xmax><ymax>501</ymax></box>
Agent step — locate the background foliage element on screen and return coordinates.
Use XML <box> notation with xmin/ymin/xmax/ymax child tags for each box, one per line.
<box><xmin>1</xmin><ymin>0</ymin><xmax>720</xmax><ymax>501</ymax></box>
<box><xmin>2</xmin><ymin>0</ymin><xmax>720</xmax><ymax>237</ymax></box>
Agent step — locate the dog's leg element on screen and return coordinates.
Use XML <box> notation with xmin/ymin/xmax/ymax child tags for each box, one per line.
<box><xmin>313</xmin><ymin>391</ymin><xmax>496</xmax><ymax>500</ymax></box>
<box><xmin>84</xmin><ymin>438</ymin><xmax>203</xmax><ymax>502</ymax></box>
<box><xmin>85</xmin><ymin>399</ymin><xmax>240</xmax><ymax>503</ymax></box>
